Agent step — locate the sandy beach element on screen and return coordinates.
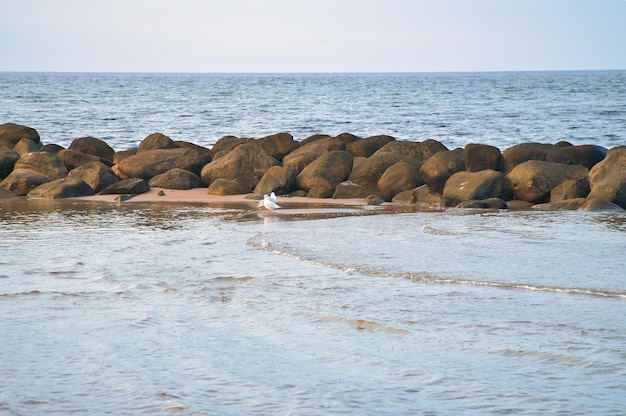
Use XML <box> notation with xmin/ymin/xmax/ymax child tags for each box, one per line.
<box><xmin>75</xmin><ymin>187</ymin><xmax>371</xmax><ymax>211</ymax></box>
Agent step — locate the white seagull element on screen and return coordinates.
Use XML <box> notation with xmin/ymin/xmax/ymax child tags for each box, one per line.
<box><xmin>260</xmin><ymin>192</ymin><xmax>281</xmax><ymax>212</ymax></box>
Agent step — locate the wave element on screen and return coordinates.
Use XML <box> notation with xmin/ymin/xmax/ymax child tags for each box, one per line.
<box><xmin>248</xmin><ymin>234</ymin><xmax>626</xmax><ymax>299</ymax></box>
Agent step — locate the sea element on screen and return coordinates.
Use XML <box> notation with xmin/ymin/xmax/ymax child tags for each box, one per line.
<box><xmin>1</xmin><ymin>71</ymin><xmax>625</xmax><ymax>415</ymax></box>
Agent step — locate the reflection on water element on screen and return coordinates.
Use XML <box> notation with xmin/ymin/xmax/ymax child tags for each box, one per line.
<box><xmin>1</xmin><ymin>199</ymin><xmax>625</xmax><ymax>415</ymax></box>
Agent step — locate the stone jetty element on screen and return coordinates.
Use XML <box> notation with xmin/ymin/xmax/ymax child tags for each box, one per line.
<box><xmin>1</xmin><ymin>122</ymin><xmax>625</xmax><ymax>212</ymax></box>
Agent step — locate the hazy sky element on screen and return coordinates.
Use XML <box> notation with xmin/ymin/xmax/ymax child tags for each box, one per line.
<box><xmin>1</xmin><ymin>0</ymin><xmax>625</xmax><ymax>72</ymax></box>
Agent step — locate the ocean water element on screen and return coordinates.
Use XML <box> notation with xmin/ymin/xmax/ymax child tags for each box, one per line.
<box><xmin>1</xmin><ymin>72</ymin><xmax>626</xmax><ymax>415</ymax></box>
<box><xmin>1</xmin><ymin>71</ymin><xmax>625</xmax><ymax>150</ymax></box>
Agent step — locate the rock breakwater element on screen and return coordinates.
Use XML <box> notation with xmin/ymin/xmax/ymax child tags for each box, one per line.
<box><xmin>1</xmin><ymin>122</ymin><xmax>625</xmax><ymax>212</ymax></box>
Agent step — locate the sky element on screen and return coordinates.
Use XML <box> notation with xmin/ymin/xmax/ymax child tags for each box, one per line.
<box><xmin>1</xmin><ymin>0</ymin><xmax>625</xmax><ymax>73</ymax></box>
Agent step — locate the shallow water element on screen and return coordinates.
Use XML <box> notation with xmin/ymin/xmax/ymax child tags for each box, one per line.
<box><xmin>1</xmin><ymin>200</ymin><xmax>625</xmax><ymax>415</ymax></box>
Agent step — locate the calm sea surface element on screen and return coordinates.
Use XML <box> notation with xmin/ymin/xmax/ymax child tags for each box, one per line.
<box><xmin>1</xmin><ymin>72</ymin><xmax>626</xmax><ymax>415</ymax></box>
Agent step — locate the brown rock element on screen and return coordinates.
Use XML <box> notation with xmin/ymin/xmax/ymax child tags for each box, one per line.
<box><xmin>392</xmin><ymin>185</ymin><xmax>445</xmax><ymax>208</ymax></box>
<box><xmin>586</xmin><ymin>173</ymin><xmax>626</xmax><ymax>209</ymax></box>
<box><xmin>375</xmin><ymin>140</ymin><xmax>448</xmax><ymax>168</ymax></box>
<box><xmin>419</xmin><ymin>149</ymin><xmax>465</xmax><ymax>193</ymax></box>
<box><xmin>14</xmin><ymin>152</ymin><xmax>67</xmax><ymax>179</ymax></box>
<box><xmin>0</xmin><ymin>149</ymin><xmax>20</xmax><ymax>179</ymax></box>
<box><xmin>505</xmin><ymin>160</ymin><xmax>589</xmax><ymax>203</ymax></box>
<box><xmin>211</xmin><ymin>136</ymin><xmax>254</xmax><ymax>156</ymax></box>
<box><xmin>502</xmin><ymin>143</ymin><xmax>573</xmax><ymax>173</ymax></box>
<box><xmin>348</xmin><ymin>152</ymin><xmax>409</xmax><ymax>188</ymax></box>
<box><xmin>200</xmin><ymin>142</ymin><xmax>280</xmax><ymax>189</ymax></box>
<box><xmin>307</xmin><ymin>184</ymin><xmax>335</xmax><ymax>198</ymax></box>
<box><xmin>257</xmin><ymin>132</ymin><xmax>299</xmax><ymax>161</ymax></box>
<box><xmin>296</xmin><ymin>150</ymin><xmax>353</xmax><ymax>193</ymax></box>
<box><xmin>99</xmin><ymin>178</ymin><xmax>150</xmax><ymax>195</ymax></box>
<box><xmin>345</xmin><ymin>135</ymin><xmax>395</xmax><ymax>157</ymax></box>
<box><xmin>443</xmin><ymin>170</ymin><xmax>505</xmax><ymax>206</ymax></box>
<box><xmin>282</xmin><ymin>144</ymin><xmax>328</xmax><ymax>175</ymax></box>
<box><xmin>299</xmin><ymin>134</ymin><xmax>331</xmax><ymax>146</ymax></box>
<box><xmin>0</xmin><ymin>138</ymin><xmax>14</xmax><ymax>150</ymax></box>
<box><xmin>0</xmin><ymin>169</ymin><xmax>51</xmax><ymax>196</ymax></box>
<box><xmin>463</xmin><ymin>143</ymin><xmax>503</xmax><ymax>172</ymax></box>
<box><xmin>137</xmin><ymin>133</ymin><xmax>180</xmax><ymax>153</ymax></box>
<box><xmin>57</xmin><ymin>149</ymin><xmax>113</xmax><ymax>171</ymax></box>
<box><xmin>175</xmin><ymin>141</ymin><xmax>214</xmax><ymax>162</ymax></box>
<box><xmin>68</xmin><ymin>137</ymin><xmax>115</xmax><ymax>161</ymax></box>
<box><xmin>41</xmin><ymin>143</ymin><xmax>65</xmax><ymax>154</ymax></box>
<box><xmin>377</xmin><ymin>161</ymin><xmax>423</xmax><ymax>202</ymax></box>
<box><xmin>580</xmin><ymin>200</ymin><xmax>625</xmax><ymax>212</ymax></box>
<box><xmin>333</xmin><ymin>181</ymin><xmax>378</xmax><ymax>199</ymax></box>
<box><xmin>148</xmin><ymin>168</ymin><xmax>202</xmax><ymax>190</ymax></box>
<box><xmin>0</xmin><ymin>123</ymin><xmax>41</xmax><ymax>145</ymax></box>
<box><xmin>68</xmin><ymin>161</ymin><xmax>119</xmax><ymax>193</ymax></box>
<box><xmin>113</xmin><ymin>148</ymin><xmax>138</xmax><ymax>165</ymax></box>
<box><xmin>550</xmin><ymin>179</ymin><xmax>590</xmax><ymax>202</ymax></box>
<box><xmin>456</xmin><ymin>198</ymin><xmax>508</xmax><ymax>209</ymax></box>
<box><xmin>207</xmin><ymin>178</ymin><xmax>252</xmax><ymax>195</ymax></box>
<box><xmin>253</xmin><ymin>166</ymin><xmax>296</xmax><ymax>197</ymax></box>
<box><xmin>532</xmin><ymin>198</ymin><xmax>587</xmax><ymax>211</ymax></box>
<box><xmin>560</xmin><ymin>145</ymin><xmax>607</xmax><ymax>169</ymax></box>
<box><xmin>13</xmin><ymin>138</ymin><xmax>41</xmax><ymax>155</ymax></box>
<box><xmin>27</xmin><ymin>178</ymin><xmax>94</xmax><ymax>199</ymax></box>
<box><xmin>587</xmin><ymin>146</ymin><xmax>626</xmax><ymax>186</ymax></box>
<box><xmin>335</xmin><ymin>132</ymin><xmax>361</xmax><ymax>146</ymax></box>
<box><xmin>117</xmin><ymin>148</ymin><xmax>207</xmax><ymax>180</ymax></box>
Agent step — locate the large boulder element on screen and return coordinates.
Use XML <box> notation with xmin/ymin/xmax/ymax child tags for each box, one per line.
<box><xmin>137</xmin><ymin>133</ymin><xmax>180</xmax><ymax>153</ymax></box>
<box><xmin>13</xmin><ymin>138</ymin><xmax>41</xmax><ymax>155</ymax></box>
<box><xmin>99</xmin><ymin>178</ymin><xmax>150</xmax><ymax>195</ymax></box>
<box><xmin>375</xmin><ymin>139</ymin><xmax>448</xmax><ymax>168</ymax></box>
<box><xmin>0</xmin><ymin>123</ymin><xmax>40</xmax><ymax>145</ymax></box>
<box><xmin>113</xmin><ymin>148</ymin><xmax>137</xmax><ymax>165</ymax></box>
<box><xmin>57</xmin><ymin>149</ymin><xmax>113</xmax><ymax>171</ymax></box>
<box><xmin>207</xmin><ymin>178</ymin><xmax>252</xmax><ymax>195</ymax></box>
<box><xmin>502</xmin><ymin>143</ymin><xmax>573</xmax><ymax>173</ymax></box>
<box><xmin>27</xmin><ymin>178</ymin><xmax>94</xmax><ymax>199</ymax></box>
<box><xmin>443</xmin><ymin>170</ymin><xmax>505</xmax><ymax>206</ymax></box>
<box><xmin>550</xmin><ymin>179</ymin><xmax>590</xmax><ymax>202</ymax></box>
<box><xmin>302</xmin><ymin>136</ymin><xmax>344</xmax><ymax>151</ymax></box>
<box><xmin>282</xmin><ymin>144</ymin><xmax>328</xmax><ymax>175</ymax></box>
<box><xmin>345</xmin><ymin>135</ymin><xmax>395</xmax><ymax>157</ymax></box>
<box><xmin>253</xmin><ymin>166</ymin><xmax>296</xmax><ymax>197</ymax></box>
<box><xmin>505</xmin><ymin>160</ymin><xmax>589</xmax><ymax>203</ymax></box>
<box><xmin>257</xmin><ymin>132</ymin><xmax>299</xmax><ymax>161</ymax></box>
<box><xmin>463</xmin><ymin>143</ymin><xmax>503</xmax><ymax>172</ymax></box>
<box><xmin>200</xmin><ymin>142</ymin><xmax>279</xmax><ymax>189</ymax></box>
<box><xmin>116</xmin><ymin>148</ymin><xmax>208</xmax><ymax>180</ymax></box>
<box><xmin>0</xmin><ymin>149</ymin><xmax>20</xmax><ymax>179</ymax></box>
<box><xmin>377</xmin><ymin>161</ymin><xmax>423</xmax><ymax>201</ymax></box>
<box><xmin>419</xmin><ymin>149</ymin><xmax>465</xmax><ymax>193</ymax></box>
<box><xmin>335</xmin><ymin>132</ymin><xmax>361</xmax><ymax>146</ymax></box>
<box><xmin>148</xmin><ymin>168</ymin><xmax>202</xmax><ymax>190</ymax></box>
<box><xmin>175</xmin><ymin>141</ymin><xmax>214</xmax><ymax>163</ymax></box>
<box><xmin>299</xmin><ymin>134</ymin><xmax>331</xmax><ymax>146</ymax></box>
<box><xmin>587</xmin><ymin>146</ymin><xmax>626</xmax><ymax>186</ymax></box>
<box><xmin>586</xmin><ymin>173</ymin><xmax>626</xmax><ymax>209</ymax></box>
<box><xmin>333</xmin><ymin>181</ymin><xmax>378</xmax><ymax>199</ymax></box>
<box><xmin>41</xmin><ymin>143</ymin><xmax>65</xmax><ymax>155</ymax></box>
<box><xmin>68</xmin><ymin>161</ymin><xmax>119</xmax><ymax>193</ymax></box>
<box><xmin>0</xmin><ymin>169</ymin><xmax>51</xmax><ymax>196</ymax></box>
<box><xmin>211</xmin><ymin>136</ymin><xmax>254</xmax><ymax>157</ymax></box>
<box><xmin>296</xmin><ymin>150</ymin><xmax>353</xmax><ymax>194</ymax></box>
<box><xmin>391</xmin><ymin>184</ymin><xmax>445</xmax><ymax>208</ymax></box>
<box><xmin>14</xmin><ymin>151</ymin><xmax>67</xmax><ymax>179</ymax></box>
<box><xmin>560</xmin><ymin>145</ymin><xmax>607</xmax><ymax>169</ymax></box>
<box><xmin>348</xmin><ymin>152</ymin><xmax>409</xmax><ymax>188</ymax></box>
<box><xmin>68</xmin><ymin>137</ymin><xmax>115</xmax><ymax>162</ymax></box>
